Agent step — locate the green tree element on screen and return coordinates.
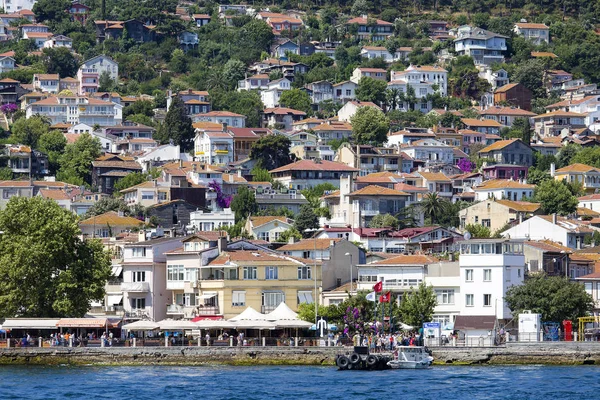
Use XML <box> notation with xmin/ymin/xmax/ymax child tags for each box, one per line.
<box><xmin>350</xmin><ymin>106</ymin><xmax>390</xmax><ymax>146</ymax></box>
<box><xmin>156</xmin><ymin>96</ymin><xmax>195</xmax><ymax>151</ymax></box>
<box><xmin>213</xmin><ymin>90</ymin><xmax>264</xmax><ymax>128</ymax></box>
<box><xmin>505</xmin><ymin>275</ymin><xmax>594</xmax><ymax>323</ymax></box>
<box><xmin>572</xmin><ymin>147</ymin><xmax>600</xmax><ymax>168</ymax></box>
<box><xmin>279</xmin><ymin>89</ymin><xmax>312</xmax><ymax>114</ymax></box>
<box><xmin>242</xmin><ymin>20</ymin><xmax>275</xmax><ymax>52</ymax></box>
<box><xmin>9</xmin><ymin>116</ymin><xmax>49</xmax><ymax>148</ymax></box>
<box><xmin>465</xmin><ymin>224</ymin><xmax>492</xmax><ymax>238</ymax></box>
<box><xmin>57</xmin><ymin>133</ymin><xmax>102</xmax><ymax>186</ymax></box>
<box><xmin>38</xmin><ymin>130</ymin><xmax>67</xmax><ymax>174</ymax></box>
<box><xmin>533</xmin><ymin>179</ymin><xmax>578</xmax><ymax>216</ymax></box>
<box><xmin>512</xmin><ymin>59</ymin><xmax>546</xmax><ymax>99</ymax></box>
<box><xmin>249</xmin><ymin>134</ymin><xmax>295</xmax><ymax>170</ymax></box>
<box><xmin>295</xmin><ymin>204</ymin><xmax>319</xmax><ymax>237</ymax></box>
<box><xmin>98</xmin><ymin>71</ymin><xmax>117</xmax><ymax>92</ymax></box>
<box><xmin>250</xmin><ymin>166</ymin><xmax>273</xmax><ymax>183</ymax></box>
<box><xmin>0</xmin><ymin>167</ymin><xmax>12</xmax><ymax>180</ymax></box>
<box><xmin>231</xmin><ymin>186</ymin><xmax>258</xmax><ymax>223</ymax></box>
<box><xmin>0</xmin><ymin>197</ymin><xmax>111</xmax><ymax>318</ymax></box>
<box><xmin>278</xmin><ymin>227</ymin><xmax>302</xmax><ymax>243</ymax></box>
<box><xmin>506</xmin><ymin>118</ymin><xmax>531</xmax><ymax>144</ymax></box>
<box><xmin>222</xmin><ymin>59</ymin><xmax>247</xmax><ymax>89</ymax></box>
<box><xmin>351</xmin><ymin>0</ymin><xmax>369</xmax><ymax>16</ymax></box>
<box><xmin>557</xmin><ymin>143</ymin><xmax>581</xmax><ymax>168</ymax></box>
<box><xmin>397</xmin><ymin>282</ymin><xmax>437</xmax><ymax>328</ymax></box>
<box><xmin>527</xmin><ymin>168</ymin><xmax>552</xmax><ymax>186</ymax></box>
<box><xmin>355</xmin><ymin>77</ymin><xmax>388</xmax><ymax>105</ymax></box>
<box><xmin>420</xmin><ymin>192</ymin><xmax>450</xmax><ymax>225</ymax></box>
<box><xmin>83</xmin><ymin>197</ymin><xmax>131</xmax><ymax>219</ymax></box>
<box><xmin>41</xmin><ymin>47</ymin><xmax>78</xmax><ymax>78</ymax></box>
<box><xmin>113</xmin><ymin>172</ymin><xmax>148</xmax><ymax>193</ymax></box>
<box><xmin>169</xmin><ymin>48</ymin><xmax>187</xmax><ymax>73</ymax></box>
<box><xmin>369</xmin><ymin>213</ymin><xmax>399</xmax><ymax>229</ymax></box>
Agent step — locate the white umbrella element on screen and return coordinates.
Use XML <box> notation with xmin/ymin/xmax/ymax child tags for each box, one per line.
<box><xmin>195</xmin><ymin>320</ymin><xmax>237</xmax><ymax>329</ymax></box>
<box><xmin>275</xmin><ymin>320</ymin><xmax>313</xmax><ymax>328</ymax></box>
<box><xmin>398</xmin><ymin>322</ymin><xmax>414</xmax><ymax>330</ymax></box>
<box><xmin>158</xmin><ymin>319</ymin><xmax>197</xmax><ymax>330</ymax></box>
<box><xmin>229</xmin><ymin>306</ymin><xmax>267</xmax><ymax>322</ymax></box>
<box><xmin>232</xmin><ymin>320</ymin><xmax>277</xmax><ymax>330</ymax></box>
<box><xmin>122</xmin><ymin>320</ymin><xmax>159</xmax><ymax>330</ymax></box>
<box><xmin>265</xmin><ymin>303</ymin><xmax>298</xmax><ymax>321</ymax></box>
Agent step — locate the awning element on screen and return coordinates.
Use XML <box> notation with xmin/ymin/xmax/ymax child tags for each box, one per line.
<box><xmin>198</xmin><ymin>294</ymin><xmax>217</xmax><ymax>300</ymax></box>
<box><xmin>454</xmin><ymin>315</ymin><xmax>497</xmax><ymax>331</ymax></box>
<box><xmin>158</xmin><ymin>319</ymin><xmax>197</xmax><ymax>330</ymax></box>
<box><xmin>56</xmin><ymin>318</ymin><xmax>109</xmax><ymax>328</ymax></box>
<box><xmin>107</xmin><ymin>295</ymin><xmax>123</xmax><ymax>306</ymax></box>
<box><xmin>2</xmin><ymin>319</ymin><xmax>60</xmax><ymax>330</ymax></box>
<box><xmin>111</xmin><ymin>266</ymin><xmax>123</xmax><ymax>277</ymax></box>
<box><xmin>122</xmin><ymin>320</ymin><xmax>159</xmax><ymax>330</ymax></box>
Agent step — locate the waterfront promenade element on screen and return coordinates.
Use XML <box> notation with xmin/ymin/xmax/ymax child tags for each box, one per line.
<box><xmin>2</xmin><ymin>342</ymin><xmax>600</xmax><ymax>366</ymax></box>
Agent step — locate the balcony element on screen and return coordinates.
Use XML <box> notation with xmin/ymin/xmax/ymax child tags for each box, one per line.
<box><xmin>197</xmin><ymin>306</ymin><xmax>220</xmax><ymax>315</ymax></box>
<box><xmin>166</xmin><ymin>304</ymin><xmax>185</xmax><ymax>315</ymax></box>
<box><xmin>120</xmin><ymin>282</ymin><xmax>150</xmax><ymax>292</ymax></box>
<box><xmin>360</xmin><ymin>209</ymin><xmax>379</xmax><ymax>216</ymax></box>
<box><xmin>214</xmin><ymin>150</ymin><xmax>229</xmax><ymax>154</ymax></box>
<box><xmin>79</xmin><ymin>110</ymin><xmax>114</xmax><ymax>116</ymax></box>
<box><xmin>261</xmin><ymin>305</ymin><xmax>278</xmax><ymax>313</ymax></box>
<box><xmin>105</xmin><ymin>284</ymin><xmax>122</xmax><ymax>293</ymax></box>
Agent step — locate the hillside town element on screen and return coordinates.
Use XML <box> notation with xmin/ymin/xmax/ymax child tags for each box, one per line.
<box><xmin>1</xmin><ymin>0</ymin><xmax>600</xmax><ymax>346</ymax></box>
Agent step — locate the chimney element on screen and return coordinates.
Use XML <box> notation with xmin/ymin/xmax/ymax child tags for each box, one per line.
<box><xmin>552</xmin><ymin>213</ymin><xmax>557</xmax><ymax>225</ymax></box>
<box><xmin>361</xmin><ymin>14</ymin><xmax>368</xmax><ymax>19</ymax></box>
<box><xmin>222</xmin><ymin>122</ymin><xmax>227</xmax><ymax>132</ymax></box>
<box><xmin>179</xmin><ymin>159</ymin><xmax>183</xmax><ymax>168</ymax></box>
<box><xmin>237</xmin><ymin>169</ymin><xmax>242</xmax><ymax>178</ymax></box>
<box><xmin>550</xmin><ymin>163</ymin><xmax>556</xmax><ymax>177</ymax></box>
<box><xmin>153</xmin><ymin>179</ymin><xmax>157</xmax><ymax>187</ymax></box>
<box><xmin>138</xmin><ymin>230</ymin><xmax>146</xmax><ymax>242</ymax></box>
<box><xmin>288</xmin><ymin>236</ymin><xmax>299</xmax><ymax>244</ymax></box>
<box><xmin>192</xmin><ymin>163</ymin><xmax>197</xmax><ymax>173</ymax></box>
<box><xmin>217</xmin><ymin>236</ymin><xmax>227</xmax><ymax>254</ymax></box>
<box><xmin>229</xmin><ymin>173</ymin><xmax>234</xmax><ymax>183</ymax></box>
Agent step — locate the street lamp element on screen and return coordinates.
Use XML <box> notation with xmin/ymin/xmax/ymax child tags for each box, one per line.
<box><xmin>304</xmin><ymin>228</ymin><xmax>319</xmax><ymax>328</ymax></box>
<box><xmin>345</xmin><ymin>252</ymin><xmax>353</xmax><ymax>295</ymax></box>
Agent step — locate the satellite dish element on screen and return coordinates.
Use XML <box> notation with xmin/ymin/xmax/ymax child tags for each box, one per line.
<box><xmin>464</xmin><ymin>232</ymin><xmax>472</xmax><ymax>240</ymax></box>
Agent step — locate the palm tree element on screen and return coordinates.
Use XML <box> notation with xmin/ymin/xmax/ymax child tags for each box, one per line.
<box><xmin>420</xmin><ymin>192</ymin><xmax>449</xmax><ymax>225</ymax></box>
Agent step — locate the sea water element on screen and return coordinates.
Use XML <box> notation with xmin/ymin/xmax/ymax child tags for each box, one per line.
<box><xmin>0</xmin><ymin>364</ymin><xmax>597</xmax><ymax>399</ymax></box>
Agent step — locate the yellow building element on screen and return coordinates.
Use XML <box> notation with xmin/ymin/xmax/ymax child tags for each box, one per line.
<box><xmin>165</xmin><ymin>235</ymin><xmax>320</xmax><ymax>320</ymax></box>
<box><xmin>553</xmin><ymin>163</ymin><xmax>600</xmax><ymax>194</ymax></box>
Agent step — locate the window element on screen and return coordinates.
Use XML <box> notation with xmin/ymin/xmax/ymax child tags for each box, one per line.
<box><xmin>262</xmin><ymin>291</ymin><xmax>285</xmax><ymax>308</ymax></box>
<box><xmin>243</xmin><ymin>266</ymin><xmax>257</xmax><ymax>280</ymax></box>
<box><xmin>436</xmin><ymin>290</ymin><xmax>455</xmax><ymax>305</ymax></box>
<box><xmin>185</xmin><ymin>268</ymin><xmax>198</xmax><ymax>282</ymax></box>
<box><xmin>432</xmin><ymin>315</ymin><xmax>451</xmax><ymax>326</ymax></box>
<box><xmin>259</xmin><ymin>232</ymin><xmax>269</xmax><ymax>241</ymax></box>
<box><xmin>141</xmin><ymin>193</ymin><xmax>154</xmax><ymax>200</ymax></box>
<box><xmin>132</xmin><ymin>271</ymin><xmax>146</xmax><ymax>282</ymax></box>
<box><xmin>297</xmin><ymin>291</ymin><xmax>314</xmax><ymax>304</ymax></box>
<box><xmin>132</xmin><ymin>247</ymin><xmax>146</xmax><ymax>257</ymax></box>
<box><xmin>298</xmin><ymin>266</ymin><xmax>312</xmax><ymax>280</ymax></box>
<box><xmin>465</xmin><ymin>269</ymin><xmax>473</xmax><ymax>282</ymax></box>
<box><xmin>176</xmin><ymin>293</ymin><xmax>197</xmax><ymax>306</ymax></box>
<box><xmin>483</xmin><ymin>269</ymin><xmax>492</xmax><ymax>282</ymax></box>
<box><xmin>465</xmin><ymin>294</ymin><xmax>474</xmax><ymax>307</ymax></box>
<box><xmin>232</xmin><ymin>291</ymin><xmax>246</xmax><ymax>307</ymax></box>
<box><xmin>484</xmin><ymin>294</ymin><xmax>492</xmax><ymax>307</ymax></box>
<box><xmin>167</xmin><ymin>265</ymin><xmax>184</xmax><ymax>281</ymax></box>
<box><xmin>482</xmin><ymin>219</ymin><xmax>491</xmax><ymax>228</ymax></box>
<box><xmin>131</xmin><ymin>298</ymin><xmax>145</xmax><ymax>309</ymax></box>
<box><xmin>359</xmin><ymin>275</ymin><xmax>378</xmax><ymax>282</ymax></box>
<box><xmin>265</xmin><ymin>266</ymin><xmax>278</xmax><ymax>280</ymax></box>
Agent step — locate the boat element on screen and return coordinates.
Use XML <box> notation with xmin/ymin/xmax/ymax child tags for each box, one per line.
<box><xmin>386</xmin><ymin>346</ymin><xmax>434</xmax><ymax>369</ymax></box>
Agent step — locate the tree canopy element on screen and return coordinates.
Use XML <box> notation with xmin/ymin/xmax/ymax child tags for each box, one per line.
<box><xmin>350</xmin><ymin>106</ymin><xmax>390</xmax><ymax>146</ymax></box>
<box><xmin>231</xmin><ymin>186</ymin><xmax>258</xmax><ymax>223</ymax></box>
<box><xmin>505</xmin><ymin>275</ymin><xmax>594</xmax><ymax>323</ymax></box>
<box><xmin>57</xmin><ymin>133</ymin><xmax>102</xmax><ymax>186</ymax></box>
<box><xmin>249</xmin><ymin>134</ymin><xmax>295</xmax><ymax>170</ymax></box>
<box><xmin>0</xmin><ymin>197</ymin><xmax>111</xmax><ymax>318</ymax></box>
<box><xmin>533</xmin><ymin>179</ymin><xmax>578</xmax><ymax>216</ymax></box>
<box><xmin>156</xmin><ymin>96</ymin><xmax>195</xmax><ymax>151</ymax></box>
<box><xmin>397</xmin><ymin>282</ymin><xmax>437</xmax><ymax>329</ymax></box>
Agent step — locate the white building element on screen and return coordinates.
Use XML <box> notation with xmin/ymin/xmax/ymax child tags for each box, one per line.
<box><xmin>390</xmin><ymin>65</ymin><xmax>448</xmax><ymax>99</ymax></box>
<box><xmin>400</xmin><ymin>139</ymin><xmax>454</xmax><ymax>164</ymax></box>
<box><xmin>332</xmin><ymin>81</ymin><xmax>358</xmax><ymax>103</ymax></box>
<box><xmin>479</xmin><ymin>67</ymin><xmax>509</xmax><ymax>91</ymax></box>
<box><xmin>473</xmin><ymin>179</ymin><xmax>534</xmax><ymax>201</ymax></box>
<box><xmin>260</xmin><ymin>78</ymin><xmax>292</xmax><ymax>108</ymax></box>
<box><xmin>189</xmin><ymin>208</ymin><xmax>235</xmax><ymax>231</ymax></box>
<box><xmin>32</xmin><ymin>74</ymin><xmax>59</xmax><ymax>93</ymax></box>
<box><xmin>121</xmin><ymin>235</ymin><xmax>183</xmax><ymax>322</ymax></box>
<box><xmin>193</xmin><ymin>129</ymin><xmax>235</xmax><ymax>166</ymax></box>
<box><xmin>458</xmin><ymin>239</ymin><xmax>525</xmax><ymax>342</ymax></box>
<box><xmin>2</xmin><ymin>0</ymin><xmax>36</xmax><ymax>13</ymax></box>
<box><xmin>0</xmin><ymin>56</ymin><xmax>15</xmax><ymax>73</ymax></box>
<box><xmin>43</xmin><ymin>34</ymin><xmax>73</xmax><ymax>49</ymax></box>
<box><xmin>337</xmin><ymin>100</ymin><xmax>381</xmax><ymax>122</ymax></box>
<box><xmin>77</xmin><ymin>55</ymin><xmax>118</xmax><ymax>95</ymax></box>
<box><xmin>193</xmin><ymin>111</ymin><xmax>246</xmax><ymax>128</ymax></box>
<box><xmin>579</xmin><ymin>194</ymin><xmax>600</xmax><ymax>213</ymax></box>
<box><xmin>26</xmin><ymin>95</ymin><xmax>120</xmax><ymax>126</ymax></box>
<box><xmin>350</xmin><ymin>67</ymin><xmax>387</xmax><ymax>84</ymax></box>
<box><xmin>237</xmin><ymin>74</ymin><xmax>270</xmax><ymax>91</ymax></box>
<box><xmin>502</xmin><ymin>215</ymin><xmax>597</xmax><ymax>250</ymax></box>
<box><xmin>454</xmin><ymin>26</ymin><xmax>508</xmax><ymax>66</ymax></box>
<box><xmin>360</xmin><ymin>46</ymin><xmax>394</xmax><ymax>62</ymax></box>
<box><xmin>514</xmin><ymin>22</ymin><xmax>550</xmax><ymax>44</ymax></box>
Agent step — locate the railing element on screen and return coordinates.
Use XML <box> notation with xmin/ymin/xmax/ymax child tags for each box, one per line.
<box><xmin>120</xmin><ymin>282</ymin><xmax>150</xmax><ymax>292</ymax></box>
<box><xmin>261</xmin><ymin>305</ymin><xmax>278</xmax><ymax>313</ymax></box>
<box><xmin>196</xmin><ymin>306</ymin><xmax>220</xmax><ymax>315</ymax></box>
<box><xmin>166</xmin><ymin>304</ymin><xmax>185</xmax><ymax>314</ymax></box>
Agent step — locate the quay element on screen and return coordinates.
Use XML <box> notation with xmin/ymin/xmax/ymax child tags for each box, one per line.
<box><xmin>2</xmin><ymin>342</ymin><xmax>600</xmax><ymax>366</ymax></box>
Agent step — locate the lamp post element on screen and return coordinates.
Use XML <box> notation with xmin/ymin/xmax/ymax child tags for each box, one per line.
<box><xmin>345</xmin><ymin>252</ymin><xmax>353</xmax><ymax>295</ymax></box>
<box><xmin>304</xmin><ymin>228</ymin><xmax>319</xmax><ymax>329</ymax></box>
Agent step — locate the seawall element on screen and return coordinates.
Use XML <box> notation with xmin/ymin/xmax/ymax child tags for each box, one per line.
<box><xmin>1</xmin><ymin>343</ymin><xmax>600</xmax><ymax>366</ymax></box>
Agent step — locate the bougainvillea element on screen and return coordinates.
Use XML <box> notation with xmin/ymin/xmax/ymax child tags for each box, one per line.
<box><xmin>208</xmin><ymin>180</ymin><xmax>232</xmax><ymax>209</ymax></box>
<box><xmin>0</xmin><ymin>103</ymin><xmax>18</xmax><ymax>115</ymax></box>
<box><xmin>343</xmin><ymin>306</ymin><xmax>367</xmax><ymax>336</ymax></box>
<box><xmin>457</xmin><ymin>158</ymin><xmax>475</xmax><ymax>173</ymax></box>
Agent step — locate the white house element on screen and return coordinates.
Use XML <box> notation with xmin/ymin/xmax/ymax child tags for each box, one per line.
<box><xmin>454</xmin><ymin>26</ymin><xmax>508</xmax><ymax>66</ymax></box>
<box><xmin>238</xmin><ymin>74</ymin><xmax>270</xmax><ymax>91</ymax></box>
<box><xmin>479</xmin><ymin>67</ymin><xmax>509</xmax><ymax>91</ymax></box>
<box><xmin>189</xmin><ymin>208</ymin><xmax>235</xmax><ymax>231</ymax></box>
<box><xmin>245</xmin><ymin>216</ymin><xmax>294</xmax><ymax>242</ymax></box>
<box><xmin>77</xmin><ymin>55</ymin><xmax>118</xmax><ymax>95</ymax></box>
<box><xmin>458</xmin><ymin>239</ymin><xmax>525</xmax><ymax>343</ymax></box>
<box><xmin>502</xmin><ymin>215</ymin><xmax>597</xmax><ymax>250</ymax></box>
<box><xmin>514</xmin><ymin>21</ymin><xmax>550</xmax><ymax>44</ymax></box>
<box><xmin>26</xmin><ymin>95</ymin><xmax>120</xmax><ymax>127</ymax></box>
<box><xmin>136</xmin><ymin>144</ymin><xmax>183</xmax><ymax>171</ymax></box>
<box><xmin>193</xmin><ymin>129</ymin><xmax>234</xmax><ymax>166</ymax></box>
<box><xmin>193</xmin><ymin>111</ymin><xmax>246</xmax><ymax>128</ymax></box>
<box><xmin>473</xmin><ymin>179</ymin><xmax>534</xmax><ymax>201</ymax></box>
<box><xmin>2</xmin><ymin>0</ymin><xmax>37</xmax><ymax>13</ymax></box>
<box><xmin>32</xmin><ymin>74</ymin><xmax>59</xmax><ymax>93</ymax></box>
<box><xmin>269</xmin><ymin>159</ymin><xmax>358</xmax><ymax>190</ymax></box>
<box><xmin>350</xmin><ymin>67</ymin><xmax>387</xmax><ymax>84</ymax></box>
<box><xmin>337</xmin><ymin>100</ymin><xmax>381</xmax><ymax>122</ymax></box>
<box><xmin>0</xmin><ymin>56</ymin><xmax>15</xmax><ymax>73</ymax></box>
<box><xmin>579</xmin><ymin>194</ymin><xmax>600</xmax><ymax>213</ymax></box>
<box><xmin>121</xmin><ymin>235</ymin><xmax>183</xmax><ymax>322</ymax></box>
<box><xmin>360</xmin><ymin>46</ymin><xmax>394</xmax><ymax>62</ymax></box>
<box><xmin>332</xmin><ymin>81</ymin><xmax>358</xmax><ymax>103</ymax></box>
<box><xmin>400</xmin><ymin>139</ymin><xmax>454</xmax><ymax>164</ymax></box>
<box><xmin>43</xmin><ymin>34</ymin><xmax>73</xmax><ymax>49</ymax></box>
<box><xmin>260</xmin><ymin>78</ymin><xmax>292</xmax><ymax>108</ymax></box>
<box><xmin>390</xmin><ymin>65</ymin><xmax>448</xmax><ymax>98</ymax></box>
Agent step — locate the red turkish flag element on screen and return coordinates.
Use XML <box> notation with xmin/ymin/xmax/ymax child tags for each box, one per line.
<box><xmin>379</xmin><ymin>291</ymin><xmax>391</xmax><ymax>303</ymax></box>
<box><xmin>373</xmin><ymin>281</ymin><xmax>383</xmax><ymax>293</ymax></box>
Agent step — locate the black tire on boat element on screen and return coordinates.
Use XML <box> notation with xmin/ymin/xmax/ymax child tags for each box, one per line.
<box><xmin>349</xmin><ymin>353</ymin><xmax>360</xmax><ymax>365</ymax></box>
<box><xmin>366</xmin><ymin>355</ymin><xmax>378</xmax><ymax>367</ymax></box>
<box><xmin>347</xmin><ymin>361</ymin><xmax>354</xmax><ymax>370</ymax></box>
<box><xmin>336</xmin><ymin>355</ymin><xmax>350</xmax><ymax>369</ymax></box>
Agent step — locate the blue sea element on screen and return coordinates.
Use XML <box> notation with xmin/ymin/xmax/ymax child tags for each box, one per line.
<box><xmin>0</xmin><ymin>365</ymin><xmax>597</xmax><ymax>399</ymax></box>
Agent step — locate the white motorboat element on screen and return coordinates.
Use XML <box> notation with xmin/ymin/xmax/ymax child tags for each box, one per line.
<box><xmin>387</xmin><ymin>346</ymin><xmax>433</xmax><ymax>369</ymax></box>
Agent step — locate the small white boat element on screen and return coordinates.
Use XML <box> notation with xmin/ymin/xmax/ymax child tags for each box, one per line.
<box><xmin>387</xmin><ymin>346</ymin><xmax>433</xmax><ymax>369</ymax></box>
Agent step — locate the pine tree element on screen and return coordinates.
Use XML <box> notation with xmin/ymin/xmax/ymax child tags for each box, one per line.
<box><xmin>157</xmin><ymin>96</ymin><xmax>195</xmax><ymax>151</ymax></box>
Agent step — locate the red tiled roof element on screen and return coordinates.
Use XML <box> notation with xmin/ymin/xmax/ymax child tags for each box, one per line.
<box><xmin>270</xmin><ymin>159</ymin><xmax>359</xmax><ymax>173</ymax></box>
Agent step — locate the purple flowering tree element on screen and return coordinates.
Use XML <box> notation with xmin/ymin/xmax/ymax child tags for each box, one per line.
<box><xmin>208</xmin><ymin>180</ymin><xmax>232</xmax><ymax>209</ymax></box>
<box><xmin>457</xmin><ymin>158</ymin><xmax>475</xmax><ymax>173</ymax></box>
<box><xmin>343</xmin><ymin>306</ymin><xmax>367</xmax><ymax>337</ymax></box>
<box><xmin>0</xmin><ymin>103</ymin><xmax>18</xmax><ymax>115</ymax></box>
